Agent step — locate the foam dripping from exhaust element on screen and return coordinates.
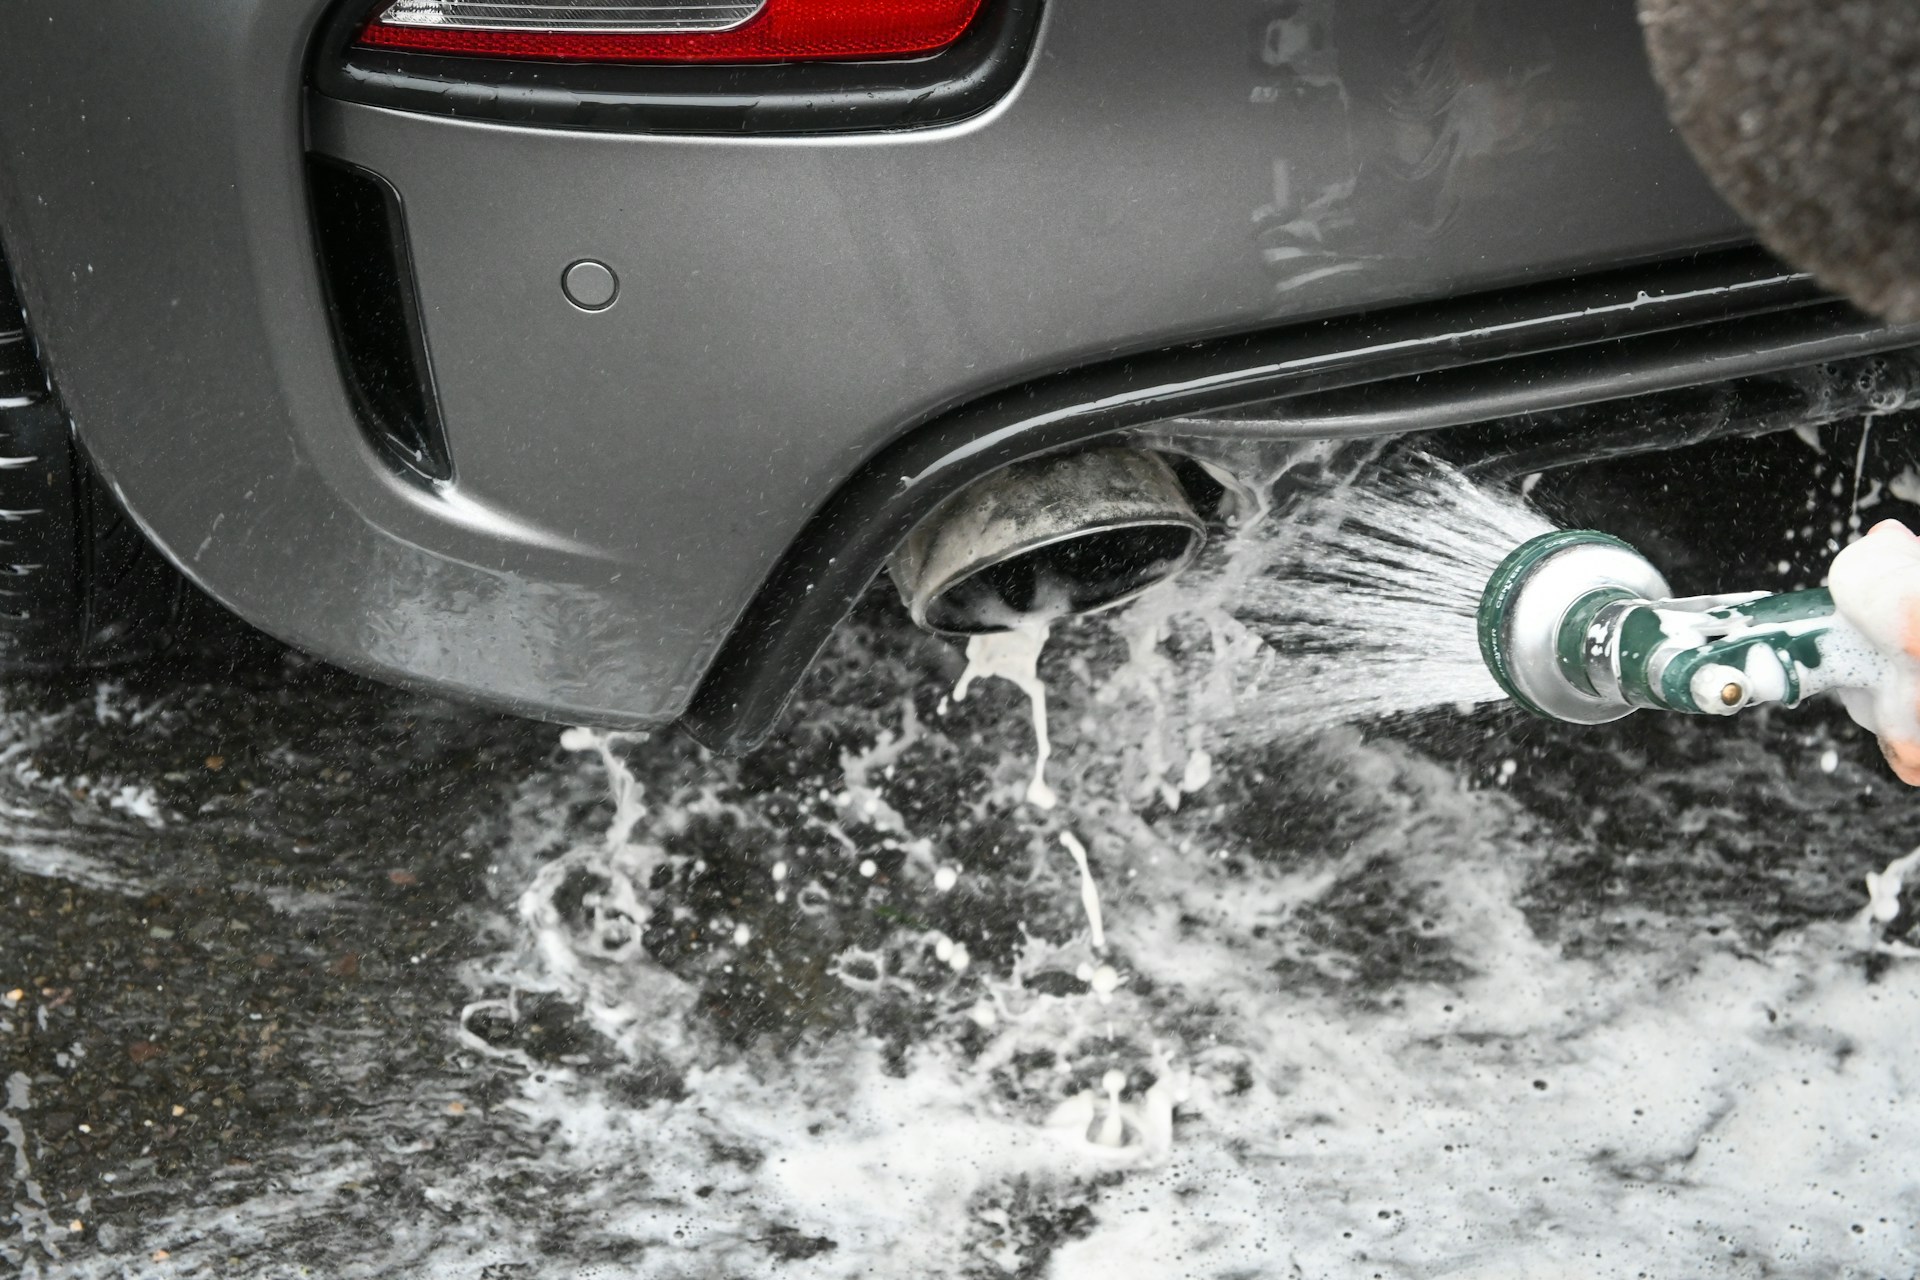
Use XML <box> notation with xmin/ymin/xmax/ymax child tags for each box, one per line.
<box><xmin>951</xmin><ymin>619</ymin><xmax>1058</xmax><ymax>809</ymax></box>
<box><xmin>1056</xmin><ymin>831</ymin><xmax>1106</xmax><ymax>952</ymax></box>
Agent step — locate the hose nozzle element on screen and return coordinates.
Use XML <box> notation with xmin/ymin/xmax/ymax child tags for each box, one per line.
<box><xmin>1477</xmin><ymin>530</ymin><xmax>1889</xmax><ymax>724</ymax></box>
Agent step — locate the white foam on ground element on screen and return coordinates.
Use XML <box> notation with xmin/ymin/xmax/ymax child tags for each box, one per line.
<box><xmin>0</xmin><ymin>691</ymin><xmax>162</xmax><ymax>896</ymax></box>
<box><xmin>37</xmin><ymin>725</ymin><xmax>1920</xmax><ymax>1278</ymax></box>
<box><xmin>24</xmin><ymin>456</ymin><xmax>1920</xmax><ymax>1277</ymax></box>
<box><xmin>294</xmin><ymin>728</ymin><xmax>1920</xmax><ymax>1279</ymax></box>
<box><xmin>244</xmin><ymin>455</ymin><xmax>1920</xmax><ymax>1277</ymax></box>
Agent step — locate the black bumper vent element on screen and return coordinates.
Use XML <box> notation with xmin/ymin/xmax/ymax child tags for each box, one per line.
<box><xmin>308</xmin><ymin>155</ymin><xmax>453</xmax><ymax>484</ymax></box>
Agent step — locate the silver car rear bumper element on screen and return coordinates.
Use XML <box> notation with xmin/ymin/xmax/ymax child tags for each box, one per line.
<box><xmin>1</xmin><ymin>0</ymin><xmax>1857</xmax><ymax>741</ymax></box>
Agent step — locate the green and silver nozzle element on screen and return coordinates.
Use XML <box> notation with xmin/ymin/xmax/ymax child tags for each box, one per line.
<box><xmin>1477</xmin><ymin>529</ymin><xmax>1888</xmax><ymax>725</ymax></box>
<box><xmin>1477</xmin><ymin>530</ymin><xmax>1673</xmax><ymax>724</ymax></box>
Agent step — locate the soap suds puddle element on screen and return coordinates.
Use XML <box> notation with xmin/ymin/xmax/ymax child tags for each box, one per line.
<box><xmin>4</xmin><ymin>518</ymin><xmax>1920</xmax><ymax>1275</ymax></box>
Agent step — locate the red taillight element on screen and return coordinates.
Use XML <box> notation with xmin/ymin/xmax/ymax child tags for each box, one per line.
<box><xmin>357</xmin><ymin>0</ymin><xmax>990</xmax><ymax>63</ymax></box>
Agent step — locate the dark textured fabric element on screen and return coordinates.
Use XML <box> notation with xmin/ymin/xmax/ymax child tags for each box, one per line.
<box><xmin>1640</xmin><ymin>0</ymin><xmax>1920</xmax><ymax>321</ymax></box>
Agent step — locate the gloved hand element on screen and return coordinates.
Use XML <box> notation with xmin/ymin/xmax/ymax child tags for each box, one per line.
<box><xmin>1827</xmin><ymin>519</ymin><xmax>1920</xmax><ymax>783</ymax></box>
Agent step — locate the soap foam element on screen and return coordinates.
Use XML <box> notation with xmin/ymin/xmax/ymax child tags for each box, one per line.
<box><xmin>398</xmin><ymin>713</ymin><xmax>1920</xmax><ymax>1278</ymax></box>
<box><xmin>38</xmin><ymin>451</ymin><xmax>1920</xmax><ymax>1278</ymax></box>
<box><xmin>953</xmin><ymin>621</ymin><xmax>1058</xmax><ymax>808</ymax></box>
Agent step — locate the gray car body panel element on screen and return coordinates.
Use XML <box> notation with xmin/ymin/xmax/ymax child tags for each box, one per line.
<box><xmin>0</xmin><ymin>0</ymin><xmax>1748</xmax><ymax>726</ymax></box>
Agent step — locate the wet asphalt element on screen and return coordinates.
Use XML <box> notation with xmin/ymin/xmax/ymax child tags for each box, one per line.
<box><xmin>5</xmin><ymin>428</ymin><xmax>1920</xmax><ymax>1276</ymax></box>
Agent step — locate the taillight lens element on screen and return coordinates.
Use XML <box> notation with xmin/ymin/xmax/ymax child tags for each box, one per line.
<box><xmin>357</xmin><ymin>0</ymin><xmax>989</xmax><ymax>63</ymax></box>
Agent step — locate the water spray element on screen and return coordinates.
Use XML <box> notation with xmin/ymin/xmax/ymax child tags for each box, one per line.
<box><xmin>1477</xmin><ymin>529</ymin><xmax>1890</xmax><ymax>725</ymax></box>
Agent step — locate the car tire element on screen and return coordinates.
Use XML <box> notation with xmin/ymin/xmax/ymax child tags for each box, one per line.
<box><xmin>0</xmin><ymin>398</ymin><xmax>189</xmax><ymax>673</ymax></box>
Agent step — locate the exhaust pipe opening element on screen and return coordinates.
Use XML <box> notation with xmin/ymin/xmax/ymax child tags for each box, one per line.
<box><xmin>888</xmin><ymin>447</ymin><xmax>1207</xmax><ymax>635</ymax></box>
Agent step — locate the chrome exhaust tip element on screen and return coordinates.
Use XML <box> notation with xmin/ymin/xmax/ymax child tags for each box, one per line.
<box><xmin>887</xmin><ymin>447</ymin><xmax>1207</xmax><ymax>635</ymax></box>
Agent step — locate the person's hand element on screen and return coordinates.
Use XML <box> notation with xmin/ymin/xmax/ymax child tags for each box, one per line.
<box><xmin>1827</xmin><ymin>519</ymin><xmax>1920</xmax><ymax>783</ymax></box>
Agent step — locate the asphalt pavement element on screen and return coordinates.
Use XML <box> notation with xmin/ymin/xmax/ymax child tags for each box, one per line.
<box><xmin>3</xmin><ymin>579</ymin><xmax>1919</xmax><ymax>1277</ymax></box>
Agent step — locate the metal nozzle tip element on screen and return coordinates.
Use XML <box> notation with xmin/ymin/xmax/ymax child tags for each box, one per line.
<box><xmin>1719</xmin><ymin>682</ymin><xmax>1745</xmax><ymax>706</ymax></box>
<box><xmin>1477</xmin><ymin>529</ymin><xmax>1671</xmax><ymax>723</ymax></box>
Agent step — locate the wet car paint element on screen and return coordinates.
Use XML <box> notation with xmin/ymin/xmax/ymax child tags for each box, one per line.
<box><xmin>0</xmin><ymin>0</ymin><xmax>1746</xmax><ymax>729</ymax></box>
